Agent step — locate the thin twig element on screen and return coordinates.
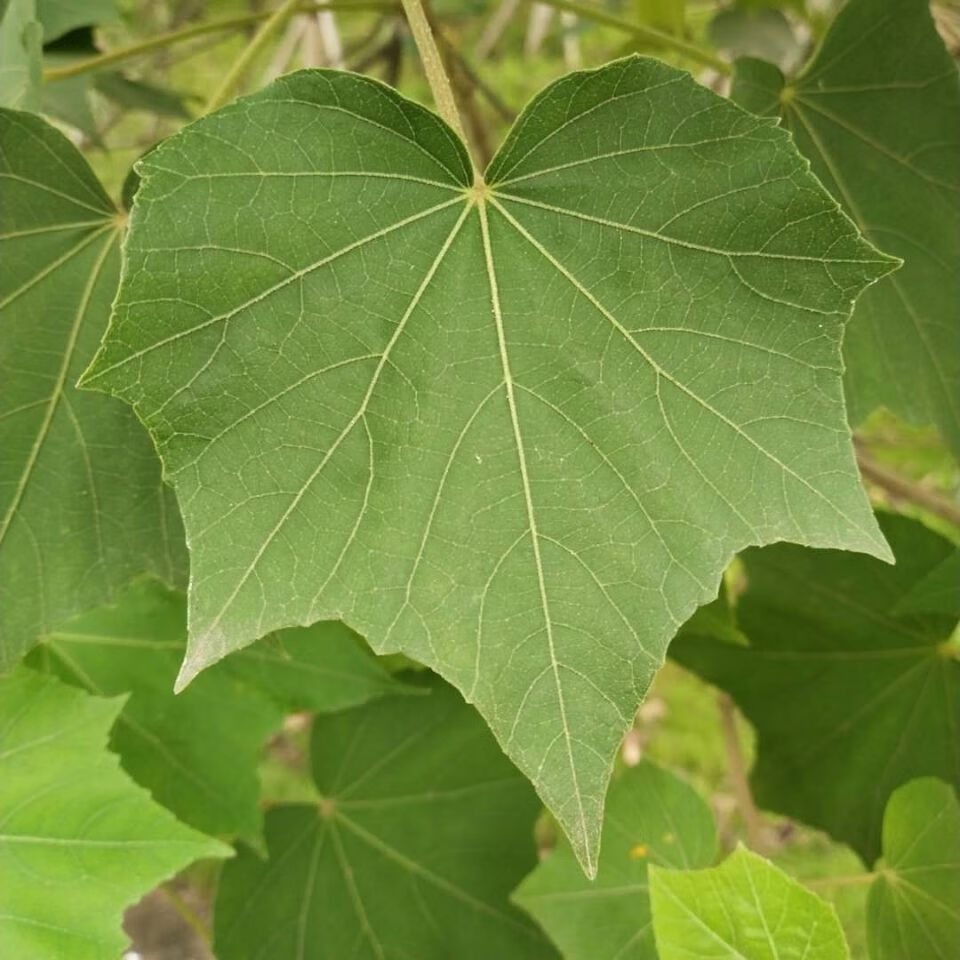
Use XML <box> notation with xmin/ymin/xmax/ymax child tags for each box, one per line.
<box><xmin>204</xmin><ymin>0</ymin><xmax>304</xmax><ymax>113</ymax></box>
<box><xmin>43</xmin><ymin>1</ymin><xmax>394</xmax><ymax>82</ymax></box>
<box><xmin>159</xmin><ymin>884</ymin><xmax>212</xmax><ymax>946</ymax></box>
<box><xmin>717</xmin><ymin>692</ymin><xmax>769</xmax><ymax>853</ymax></box>
<box><xmin>856</xmin><ymin>447</ymin><xmax>960</xmax><ymax>528</ymax></box>
<box><xmin>535</xmin><ymin>0</ymin><xmax>731</xmax><ymax>74</ymax></box>
<box><xmin>437</xmin><ymin>29</ymin><xmax>516</xmax><ymax>122</ymax></box>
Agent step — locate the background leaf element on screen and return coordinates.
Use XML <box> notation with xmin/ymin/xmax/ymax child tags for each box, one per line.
<box><xmin>0</xmin><ymin>0</ymin><xmax>42</xmax><ymax>110</ymax></box>
<box><xmin>28</xmin><ymin>577</ymin><xmax>407</xmax><ymax>844</ymax></box>
<box><xmin>650</xmin><ymin>845</ymin><xmax>850</xmax><ymax>959</ymax></box>
<box><xmin>83</xmin><ymin>58</ymin><xmax>894</xmax><ymax>874</ymax></box>
<box><xmin>214</xmin><ymin>675</ymin><xmax>556</xmax><ymax>960</ymax></box>
<box><xmin>0</xmin><ymin>109</ymin><xmax>187</xmax><ymax>669</ymax></box>
<box><xmin>36</xmin><ymin>0</ymin><xmax>116</xmax><ymax>41</ymax></box>
<box><xmin>730</xmin><ymin>0</ymin><xmax>960</xmax><ymax>455</ymax></box>
<box><xmin>673</xmin><ymin>512</ymin><xmax>960</xmax><ymax>863</ymax></box>
<box><xmin>514</xmin><ymin>761</ymin><xmax>716</xmax><ymax>960</ymax></box>
<box><xmin>867</xmin><ymin>777</ymin><xmax>960</xmax><ymax>960</ymax></box>
<box><xmin>0</xmin><ymin>666</ymin><xmax>230</xmax><ymax>960</ymax></box>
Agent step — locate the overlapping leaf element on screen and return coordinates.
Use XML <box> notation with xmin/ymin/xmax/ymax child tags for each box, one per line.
<box><xmin>514</xmin><ymin>761</ymin><xmax>716</xmax><ymax>960</ymax></box>
<box><xmin>83</xmin><ymin>59</ymin><xmax>893</xmax><ymax>871</ymax></box>
<box><xmin>0</xmin><ymin>109</ymin><xmax>187</xmax><ymax>669</ymax></box>
<box><xmin>674</xmin><ymin>513</ymin><xmax>960</xmax><ymax>863</ymax></box>
<box><xmin>28</xmin><ymin>578</ymin><xmax>406</xmax><ymax>843</ymax></box>
<box><xmin>731</xmin><ymin>0</ymin><xmax>960</xmax><ymax>454</ymax></box>
<box><xmin>0</xmin><ymin>666</ymin><xmax>230</xmax><ymax>960</ymax></box>
<box><xmin>868</xmin><ymin>778</ymin><xmax>960</xmax><ymax>960</ymax></box>
<box><xmin>650</xmin><ymin>845</ymin><xmax>850</xmax><ymax>959</ymax></box>
<box><xmin>214</xmin><ymin>675</ymin><xmax>556</xmax><ymax>960</ymax></box>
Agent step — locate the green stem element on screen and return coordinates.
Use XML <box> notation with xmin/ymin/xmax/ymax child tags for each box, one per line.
<box><xmin>535</xmin><ymin>0</ymin><xmax>731</xmax><ymax>75</ymax></box>
<box><xmin>43</xmin><ymin>2</ymin><xmax>394</xmax><ymax>83</ymax></box>
<box><xmin>204</xmin><ymin>0</ymin><xmax>306</xmax><ymax>113</ymax></box>
<box><xmin>160</xmin><ymin>884</ymin><xmax>212</xmax><ymax>945</ymax></box>
<box><xmin>399</xmin><ymin>0</ymin><xmax>471</xmax><ymax>150</ymax></box>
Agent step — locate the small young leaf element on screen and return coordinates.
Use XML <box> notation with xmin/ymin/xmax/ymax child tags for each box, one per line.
<box><xmin>0</xmin><ymin>666</ymin><xmax>230</xmax><ymax>960</ymax></box>
<box><xmin>650</xmin><ymin>845</ymin><xmax>850</xmax><ymax>959</ymax></box>
<box><xmin>514</xmin><ymin>761</ymin><xmax>716</xmax><ymax>960</ymax></box>
<box><xmin>868</xmin><ymin>778</ymin><xmax>960</xmax><ymax>960</ymax></box>
<box><xmin>30</xmin><ymin>578</ymin><xmax>407</xmax><ymax>844</ymax></box>
<box><xmin>214</xmin><ymin>675</ymin><xmax>556</xmax><ymax>959</ymax></box>
<box><xmin>731</xmin><ymin>0</ymin><xmax>960</xmax><ymax>455</ymax></box>
<box><xmin>83</xmin><ymin>59</ymin><xmax>894</xmax><ymax>873</ymax></box>
<box><xmin>673</xmin><ymin>513</ymin><xmax>960</xmax><ymax>863</ymax></box>
<box><xmin>0</xmin><ymin>109</ymin><xmax>187</xmax><ymax>668</ymax></box>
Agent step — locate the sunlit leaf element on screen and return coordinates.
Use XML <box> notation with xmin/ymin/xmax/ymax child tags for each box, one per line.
<box><xmin>650</xmin><ymin>845</ymin><xmax>850</xmax><ymax>959</ymax></box>
<box><xmin>514</xmin><ymin>761</ymin><xmax>716</xmax><ymax>960</ymax></box>
<box><xmin>83</xmin><ymin>59</ymin><xmax>893</xmax><ymax>872</ymax></box>
<box><xmin>0</xmin><ymin>666</ymin><xmax>230</xmax><ymax>960</ymax></box>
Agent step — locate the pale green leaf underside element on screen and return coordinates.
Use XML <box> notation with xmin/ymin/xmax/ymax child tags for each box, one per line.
<box><xmin>214</xmin><ymin>677</ymin><xmax>555</xmax><ymax>960</ymax></box>
<box><xmin>674</xmin><ymin>513</ymin><xmax>960</xmax><ymax>864</ymax></box>
<box><xmin>0</xmin><ymin>109</ymin><xmax>187</xmax><ymax>669</ymax></box>
<box><xmin>731</xmin><ymin>0</ymin><xmax>960</xmax><ymax>455</ymax></box>
<box><xmin>868</xmin><ymin>777</ymin><xmax>960</xmax><ymax>960</ymax></box>
<box><xmin>0</xmin><ymin>666</ymin><xmax>230</xmax><ymax>960</ymax></box>
<box><xmin>513</xmin><ymin>761</ymin><xmax>716</xmax><ymax>960</ymax></box>
<box><xmin>84</xmin><ymin>59</ymin><xmax>893</xmax><ymax>873</ymax></box>
<box><xmin>27</xmin><ymin>578</ymin><xmax>406</xmax><ymax>845</ymax></box>
<box><xmin>650</xmin><ymin>845</ymin><xmax>850</xmax><ymax>959</ymax></box>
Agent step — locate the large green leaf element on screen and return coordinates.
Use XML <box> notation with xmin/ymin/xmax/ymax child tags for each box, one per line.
<box><xmin>868</xmin><ymin>778</ymin><xmax>960</xmax><ymax>960</ymax></box>
<box><xmin>673</xmin><ymin>513</ymin><xmax>960</xmax><ymax>863</ymax></box>
<box><xmin>0</xmin><ymin>666</ymin><xmax>230</xmax><ymax>960</ymax></box>
<box><xmin>513</xmin><ymin>761</ymin><xmax>716</xmax><ymax>960</ymax></box>
<box><xmin>0</xmin><ymin>0</ymin><xmax>41</xmax><ymax>110</ymax></box>
<box><xmin>27</xmin><ymin>578</ymin><xmax>406</xmax><ymax>844</ymax></box>
<box><xmin>214</xmin><ymin>675</ymin><xmax>557</xmax><ymax>959</ymax></box>
<box><xmin>650</xmin><ymin>845</ymin><xmax>850</xmax><ymax>959</ymax></box>
<box><xmin>730</xmin><ymin>0</ymin><xmax>960</xmax><ymax>454</ymax></box>
<box><xmin>82</xmin><ymin>59</ymin><xmax>894</xmax><ymax>872</ymax></box>
<box><xmin>0</xmin><ymin>109</ymin><xmax>186</xmax><ymax>669</ymax></box>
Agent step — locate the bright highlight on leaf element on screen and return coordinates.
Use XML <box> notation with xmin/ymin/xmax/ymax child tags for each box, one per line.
<box><xmin>0</xmin><ymin>108</ymin><xmax>187</xmax><ymax>670</ymax></box>
<box><xmin>514</xmin><ymin>761</ymin><xmax>716</xmax><ymax>960</ymax></box>
<box><xmin>0</xmin><ymin>666</ymin><xmax>231</xmax><ymax>960</ymax></box>
<box><xmin>82</xmin><ymin>56</ymin><xmax>895</xmax><ymax>874</ymax></box>
<box><xmin>27</xmin><ymin>578</ymin><xmax>406</xmax><ymax>845</ymax></box>
<box><xmin>650</xmin><ymin>844</ymin><xmax>850</xmax><ymax>959</ymax></box>
<box><xmin>867</xmin><ymin>777</ymin><xmax>960</xmax><ymax>960</ymax></box>
<box><xmin>214</xmin><ymin>675</ymin><xmax>556</xmax><ymax>960</ymax></box>
<box><xmin>674</xmin><ymin>512</ymin><xmax>960</xmax><ymax>864</ymax></box>
<box><xmin>730</xmin><ymin>0</ymin><xmax>960</xmax><ymax>456</ymax></box>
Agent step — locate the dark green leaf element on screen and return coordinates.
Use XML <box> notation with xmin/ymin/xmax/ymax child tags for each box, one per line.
<box><xmin>673</xmin><ymin>513</ymin><xmax>960</xmax><ymax>863</ymax></box>
<box><xmin>731</xmin><ymin>0</ymin><xmax>960</xmax><ymax>454</ymax></box>
<box><xmin>0</xmin><ymin>109</ymin><xmax>186</xmax><ymax>669</ymax></box>
<box><xmin>29</xmin><ymin>577</ymin><xmax>407</xmax><ymax>844</ymax></box>
<box><xmin>82</xmin><ymin>60</ymin><xmax>894</xmax><ymax>872</ymax></box>
<box><xmin>214</xmin><ymin>675</ymin><xmax>556</xmax><ymax>959</ymax></box>
<box><xmin>514</xmin><ymin>761</ymin><xmax>716</xmax><ymax>960</ymax></box>
<box><xmin>0</xmin><ymin>666</ymin><xmax>230</xmax><ymax>960</ymax></box>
